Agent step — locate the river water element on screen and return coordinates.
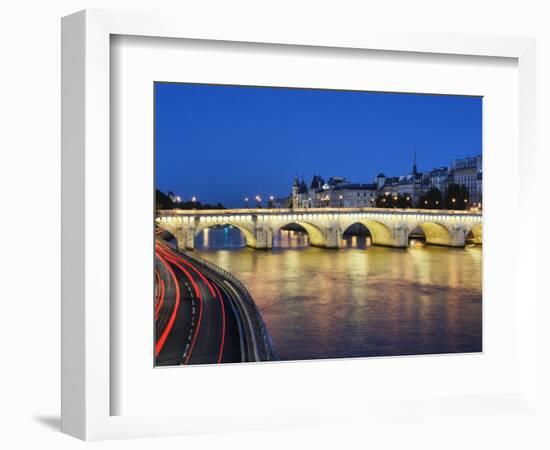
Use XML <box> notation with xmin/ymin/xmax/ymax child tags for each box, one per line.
<box><xmin>195</xmin><ymin>226</ymin><xmax>482</xmax><ymax>361</ymax></box>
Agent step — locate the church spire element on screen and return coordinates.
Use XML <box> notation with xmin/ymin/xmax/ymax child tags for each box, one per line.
<box><xmin>412</xmin><ymin>148</ymin><xmax>418</xmax><ymax>175</ymax></box>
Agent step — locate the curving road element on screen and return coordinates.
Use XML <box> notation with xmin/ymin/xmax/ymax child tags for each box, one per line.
<box><xmin>154</xmin><ymin>236</ymin><xmax>268</xmax><ymax>366</ymax></box>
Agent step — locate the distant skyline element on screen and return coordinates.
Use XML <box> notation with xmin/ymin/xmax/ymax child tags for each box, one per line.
<box><xmin>155</xmin><ymin>82</ymin><xmax>482</xmax><ymax>208</ymax></box>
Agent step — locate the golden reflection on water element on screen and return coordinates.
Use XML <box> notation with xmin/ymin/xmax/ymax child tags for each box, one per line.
<box><xmin>196</xmin><ymin>227</ymin><xmax>482</xmax><ymax>361</ymax></box>
<box><xmin>274</xmin><ymin>229</ymin><xmax>310</xmax><ymax>247</ymax></box>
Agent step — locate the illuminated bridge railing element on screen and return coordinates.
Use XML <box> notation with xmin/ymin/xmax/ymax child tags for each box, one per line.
<box><xmin>157</xmin><ymin>207</ymin><xmax>482</xmax><ymax>222</ymax></box>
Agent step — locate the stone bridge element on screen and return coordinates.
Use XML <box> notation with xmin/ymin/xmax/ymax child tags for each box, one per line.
<box><xmin>156</xmin><ymin>207</ymin><xmax>482</xmax><ymax>251</ymax></box>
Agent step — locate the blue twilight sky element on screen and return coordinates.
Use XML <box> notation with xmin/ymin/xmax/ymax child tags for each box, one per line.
<box><xmin>155</xmin><ymin>82</ymin><xmax>482</xmax><ymax>208</ymax></box>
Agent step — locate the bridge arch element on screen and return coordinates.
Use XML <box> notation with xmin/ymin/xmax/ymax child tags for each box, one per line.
<box><xmin>275</xmin><ymin>221</ymin><xmax>328</xmax><ymax>247</ymax></box>
<box><xmin>194</xmin><ymin>222</ymin><xmax>257</xmax><ymax>248</ymax></box>
<box><xmin>467</xmin><ymin>223</ymin><xmax>482</xmax><ymax>245</ymax></box>
<box><xmin>409</xmin><ymin>222</ymin><xmax>454</xmax><ymax>247</ymax></box>
<box><xmin>156</xmin><ymin>226</ymin><xmax>176</xmax><ymax>242</ymax></box>
<box><xmin>342</xmin><ymin>219</ymin><xmax>395</xmax><ymax>247</ymax></box>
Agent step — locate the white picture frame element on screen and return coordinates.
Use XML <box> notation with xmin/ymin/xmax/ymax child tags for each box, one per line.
<box><xmin>61</xmin><ymin>9</ymin><xmax>538</xmax><ymax>441</ymax></box>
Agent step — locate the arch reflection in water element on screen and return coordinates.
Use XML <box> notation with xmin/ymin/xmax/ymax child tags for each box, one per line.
<box><xmin>341</xmin><ymin>222</ymin><xmax>373</xmax><ymax>249</ymax></box>
<box><xmin>273</xmin><ymin>226</ymin><xmax>310</xmax><ymax>248</ymax></box>
<box><xmin>340</xmin><ymin>234</ymin><xmax>373</xmax><ymax>249</ymax></box>
<box><xmin>195</xmin><ymin>224</ymin><xmax>246</xmax><ymax>250</ymax></box>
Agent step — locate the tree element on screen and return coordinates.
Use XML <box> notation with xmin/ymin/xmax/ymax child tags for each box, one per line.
<box><xmin>376</xmin><ymin>193</ymin><xmax>393</xmax><ymax>208</ymax></box>
<box><xmin>375</xmin><ymin>193</ymin><xmax>412</xmax><ymax>209</ymax></box>
<box><xmin>419</xmin><ymin>187</ymin><xmax>443</xmax><ymax>209</ymax></box>
<box><xmin>178</xmin><ymin>200</ymin><xmax>226</xmax><ymax>210</ymax></box>
<box><xmin>155</xmin><ymin>189</ymin><xmax>226</xmax><ymax>210</ymax></box>
<box><xmin>396</xmin><ymin>193</ymin><xmax>413</xmax><ymax>208</ymax></box>
<box><xmin>445</xmin><ymin>183</ymin><xmax>470</xmax><ymax>210</ymax></box>
<box><xmin>155</xmin><ymin>189</ymin><xmax>175</xmax><ymax>209</ymax></box>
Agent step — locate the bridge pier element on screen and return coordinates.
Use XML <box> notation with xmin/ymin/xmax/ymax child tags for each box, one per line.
<box><xmin>390</xmin><ymin>225</ymin><xmax>409</xmax><ymax>248</ymax></box>
<box><xmin>324</xmin><ymin>224</ymin><xmax>343</xmax><ymax>249</ymax></box>
<box><xmin>173</xmin><ymin>225</ymin><xmax>196</xmax><ymax>251</ymax></box>
<box><xmin>252</xmin><ymin>225</ymin><xmax>273</xmax><ymax>249</ymax></box>
<box><xmin>449</xmin><ymin>225</ymin><xmax>467</xmax><ymax>247</ymax></box>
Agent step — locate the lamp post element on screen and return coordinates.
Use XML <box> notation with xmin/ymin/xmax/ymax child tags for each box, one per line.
<box><xmin>244</xmin><ymin>197</ymin><xmax>249</xmax><ymax>208</ymax></box>
<box><xmin>191</xmin><ymin>196</ymin><xmax>197</xmax><ymax>209</ymax></box>
<box><xmin>255</xmin><ymin>195</ymin><xmax>262</xmax><ymax>208</ymax></box>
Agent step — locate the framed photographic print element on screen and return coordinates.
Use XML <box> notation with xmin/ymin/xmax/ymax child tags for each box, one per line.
<box><xmin>62</xmin><ymin>9</ymin><xmax>538</xmax><ymax>440</ymax></box>
<box><xmin>153</xmin><ymin>83</ymin><xmax>483</xmax><ymax>367</ymax></box>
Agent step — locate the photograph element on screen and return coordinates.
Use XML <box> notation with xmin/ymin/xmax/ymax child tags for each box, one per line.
<box><xmin>153</xmin><ymin>82</ymin><xmax>483</xmax><ymax>366</ymax></box>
